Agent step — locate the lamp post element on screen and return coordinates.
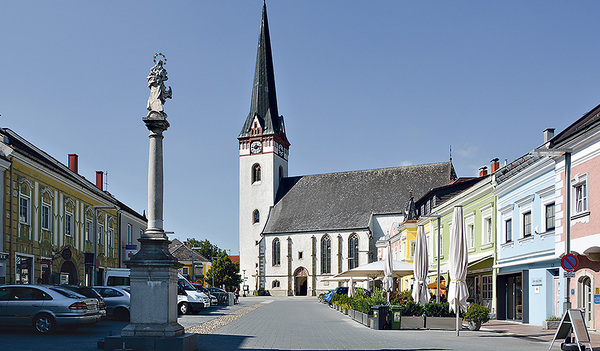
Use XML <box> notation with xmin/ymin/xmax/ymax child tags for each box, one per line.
<box><xmin>93</xmin><ymin>205</ymin><xmax>118</xmax><ymax>286</ymax></box>
<box><xmin>422</xmin><ymin>214</ymin><xmax>442</xmax><ymax>303</ymax></box>
<box><xmin>530</xmin><ymin>147</ymin><xmax>572</xmax><ymax>311</ymax></box>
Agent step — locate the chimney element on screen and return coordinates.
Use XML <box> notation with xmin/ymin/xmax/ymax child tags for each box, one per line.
<box><xmin>96</xmin><ymin>171</ymin><xmax>103</xmax><ymax>190</ymax></box>
<box><xmin>544</xmin><ymin>128</ymin><xmax>555</xmax><ymax>143</ymax></box>
<box><xmin>479</xmin><ymin>166</ymin><xmax>488</xmax><ymax>177</ymax></box>
<box><xmin>68</xmin><ymin>154</ymin><xmax>78</xmax><ymax>173</ymax></box>
<box><xmin>490</xmin><ymin>158</ymin><xmax>500</xmax><ymax>173</ymax></box>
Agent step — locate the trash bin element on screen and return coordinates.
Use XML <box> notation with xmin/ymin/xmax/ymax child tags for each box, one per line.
<box><xmin>371</xmin><ymin>305</ymin><xmax>389</xmax><ymax>330</ymax></box>
<box><xmin>389</xmin><ymin>305</ymin><xmax>402</xmax><ymax>330</ymax></box>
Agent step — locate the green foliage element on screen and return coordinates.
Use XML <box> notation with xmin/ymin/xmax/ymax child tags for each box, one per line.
<box><xmin>546</xmin><ymin>316</ymin><xmax>561</xmax><ymax>321</ymax></box>
<box><xmin>205</xmin><ymin>250</ymin><xmax>241</xmax><ymax>290</ymax></box>
<box><xmin>370</xmin><ymin>288</ymin><xmax>387</xmax><ymax>305</ymax></box>
<box><xmin>463</xmin><ymin>304</ymin><xmax>490</xmax><ymax>323</ymax></box>
<box><xmin>350</xmin><ymin>294</ymin><xmax>373</xmax><ymax>314</ymax></box>
<box><xmin>401</xmin><ymin>300</ymin><xmax>424</xmax><ymax>316</ymax></box>
<box><xmin>423</xmin><ymin>302</ymin><xmax>455</xmax><ymax>317</ymax></box>
<box><xmin>185</xmin><ymin>238</ymin><xmax>222</xmax><ymax>260</ymax></box>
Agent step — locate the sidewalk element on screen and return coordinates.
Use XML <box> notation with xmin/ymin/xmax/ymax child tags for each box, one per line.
<box><xmin>484</xmin><ymin>319</ymin><xmax>600</xmax><ymax>350</ymax></box>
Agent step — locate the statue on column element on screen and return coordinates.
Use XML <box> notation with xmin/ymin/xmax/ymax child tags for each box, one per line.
<box><xmin>146</xmin><ymin>53</ymin><xmax>172</xmax><ymax>119</ymax></box>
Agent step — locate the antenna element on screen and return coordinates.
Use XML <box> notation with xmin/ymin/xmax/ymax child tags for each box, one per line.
<box><xmin>449</xmin><ymin>145</ymin><xmax>452</xmax><ymax>163</ymax></box>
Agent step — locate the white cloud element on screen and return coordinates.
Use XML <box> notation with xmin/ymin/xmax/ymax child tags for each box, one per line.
<box><xmin>399</xmin><ymin>160</ymin><xmax>413</xmax><ymax>167</ymax></box>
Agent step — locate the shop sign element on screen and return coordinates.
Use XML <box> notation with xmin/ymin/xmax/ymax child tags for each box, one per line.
<box><xmin>125</xmin><ymin>244</ymin><xmax>138</xmax><ymax>259</ymax></box>
<box><xmin>594</xmin><ymin>295</ymin><xmax>600</xmax><ymax>304</ymax></box>
<box><xmin>532</xmin><ymin>278</ymin><xmax>543</xmax><ymax>286</ymax></box>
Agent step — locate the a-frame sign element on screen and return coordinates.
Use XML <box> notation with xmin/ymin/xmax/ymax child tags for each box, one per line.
<box><xmin>549</xmin><ymin>309</ymin><xmax>592</xmax><ymax>350</ymax></box>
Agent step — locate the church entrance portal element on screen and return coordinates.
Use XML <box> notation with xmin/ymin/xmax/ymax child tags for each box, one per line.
<box><xmin>294</xmin><ymin>267</ymin><xmax>308</xmax><ymax>296</ymax></box>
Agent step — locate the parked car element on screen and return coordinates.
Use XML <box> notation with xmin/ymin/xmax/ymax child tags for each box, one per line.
<box><xmin>177</xmin><ymin>277</ymin><xmax>210</xmax><ymax>315</ymax></box>
<box><xmin>193</xmin><ymin>284</ymin><xmax>218</xmax><ymax>306</ymax></box>
<box><xmin>206</xmin><ymin>287</ymin><xmax>228</xmax><ymax>305</ymax></box>
<box><xmin>324</xmin><ymin>287</ymin><xmax>348</xmax><ymax>305</ymax></box>
<box><xmin>54</xmin><ymin>285</ymin><xmax>106</xmax><ymax>317</ymax></box>
<box><xmin>0</xmin><ymin>285</ymin><xmax>102</xmax><ymax>333</ymax></box>
<box><xmin>92</xmin><ymin>286</ymin><xmax>130</xmax><ymax>321</ymax></box>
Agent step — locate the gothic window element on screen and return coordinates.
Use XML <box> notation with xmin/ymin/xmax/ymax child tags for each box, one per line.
<box><xmin>272</xmin><ymin>238</ymin><xmax>280</xmax><ymax>266</ymax></box>
<box><xmin>252</xmin><ymin>164</ymin><xmax>261</xmax><ymax>183</ymax></box>
<box><xmin>41</xmin><ymin>201</ymin><xmax>51</xmax><ymax>231</ymax></box>
<box><xmin>321</xmin><ymin>235</ymin><xmax>331</xmax><ymax>274</ymax></box>
<box><xmin>253</xmin><ymin>210</ymin><xmax>260</xmax><ymax>224</ymax></box>
<box><xmin>348</xmin><ymin>234</ymin><xmax>359</xmax><ymax>269</ymax></box>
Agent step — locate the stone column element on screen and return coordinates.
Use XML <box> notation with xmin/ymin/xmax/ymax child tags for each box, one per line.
<box><xmin>106</xmin><ymin>57</ymin><xmax>197</xmax><ymax>351</ymax></box>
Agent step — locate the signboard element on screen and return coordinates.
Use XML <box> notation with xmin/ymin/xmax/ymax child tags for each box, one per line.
<box><xmin>561</xmin><ymin>254</ymin><xmax>579</xmax><ymax>271</ymax></box>
<box><xmin>594</xmin><ymin>295</ymin><xmax>600</xmax><ymax>304</ymax></box>
<box><xmin>531</xmin><ymin>278</ymin><xmax>543</xmax><ymax>286</ymax></box>
<box><xmin>564</xmin><ymin>271</ymin><xmax>576</xmax><ymax>278</ymax></box>
<box><xmin>550</xmin><ymin>309</ymin><xmax>592</xmax><ymax>350</ymax></box>
<box><xmin>125</xmin><ymin>244</ymin><xmax>138</xmax><ymax>259</ymax></box>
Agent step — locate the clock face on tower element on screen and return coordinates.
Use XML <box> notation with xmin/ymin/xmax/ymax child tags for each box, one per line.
<box><xmin>250</xmin><ymin>141</ymin><xmax>263</xmax><ymax>154</ymax></box>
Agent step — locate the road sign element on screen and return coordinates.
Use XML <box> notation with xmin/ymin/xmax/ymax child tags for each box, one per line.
<box><xmin>564</xmin><ymin>271</ymin><xmax>575</xmax><ymax>278</ymax></box>
<box><xmin>561</xmin><ymin>254</ymin><xmax>579</xmax><ymax>272</ymax></box>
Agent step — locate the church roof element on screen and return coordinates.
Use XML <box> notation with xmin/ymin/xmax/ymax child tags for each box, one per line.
<box><xmin>238</xmin><ymin>2</ymin><xmax>288</xmax><ymax>143</ymax></box>
<box><xmin>263</xmin><ymin>162</ymin><xmax>457</xmax><ymax>234</ymax></box>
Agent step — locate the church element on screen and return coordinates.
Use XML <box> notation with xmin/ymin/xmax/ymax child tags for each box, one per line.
<box><xmin>239</xmin><ymin>3</ymin><xmax>457</xmax><ymax>296</ymax></box>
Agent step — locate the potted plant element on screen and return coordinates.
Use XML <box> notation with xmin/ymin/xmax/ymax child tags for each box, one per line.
<box><xmin>424</xmin><ymin>302</ymin><xmax>458</xmax><ymax>329</ymax></box>
<box><xmin>401</xmin><ymin>301</ymin><xmax>425</xmax><ymax>329</ymax></box>
<box><xmin>463</xmin><ymin>304</ymin><xmax>490</xmax><ymax>331</ymax></box>
<box><xmin>543</xmin><ymin>316</ymin><xmax>561</xmax><ymax>330</ymax></box>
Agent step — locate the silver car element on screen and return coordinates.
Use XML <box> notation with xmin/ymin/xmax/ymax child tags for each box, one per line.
<box><xmin>92</xmin><ymin>286</ymin><xmax>130</xmax><ymax>321</ymax></box>
<box><xmin>0</xmin><ymin>285</ymin><xmax>102</xmax><ymax>333</ymax></box>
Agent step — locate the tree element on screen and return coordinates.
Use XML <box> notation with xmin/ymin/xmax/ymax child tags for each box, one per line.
<box><xmin>185</xmin><ymin>238</ymin><xmax>220</xmax><ymax>259</ymax></box>
<box><xmin>205</xmin><ymin>250</ymin><xmax>241</xmax><ymax>290</ymax></box>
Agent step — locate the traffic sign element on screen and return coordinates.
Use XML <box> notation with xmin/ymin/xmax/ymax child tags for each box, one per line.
<box><xmin>561</xmin><ymin>254</ymin><xmax>579</xmax><ymax>272</ymax></box>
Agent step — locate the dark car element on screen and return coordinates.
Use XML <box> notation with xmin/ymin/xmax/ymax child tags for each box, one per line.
<box><xmin>206</xmin><ymin>287</ymin><xmax>228</xmax><ymax>305</ymax></box>
<box><xmin>55</xmin><ymin>285</ymin><xmax>106</xmax><ymax>317</ymax></box>
<box><xmin>193</xmin><ymin>284</ymin><xmax>218</xmax><ymax>306</ymax></box>
<box><xmin>324</xmin><ymin>287</ymin><xmax>348</xmax><ymax>305</ymax></box>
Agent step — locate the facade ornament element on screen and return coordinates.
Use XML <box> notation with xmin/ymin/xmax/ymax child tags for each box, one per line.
<box><xmin>64</xmin><ymin>197</ymin><xmax>75</xmax><ymax>209</ymax></box>
<box><xmin>40</xmin><ymin>186</ymin><xmax>55</xmax><ymax>200</ymax></box>
<box><xmin>146</xmin><ymin>53</ymin><xmax>172</xmax><ymax>119</ymax></box>
<box><xmin>404</xmin><ymin>192</ymin><xmax>417</xmax><ymax>221</ymax></box>
<box><xmin>18</xmin><ymin>177</ymin><xmax>34</xmax><ymax>191</ymax></box>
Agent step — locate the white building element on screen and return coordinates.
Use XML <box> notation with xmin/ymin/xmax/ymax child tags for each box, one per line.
<box><xmin>239</xmin><ymin>3</ymin><xmax>457</xmax><ymax>296</ymax></box>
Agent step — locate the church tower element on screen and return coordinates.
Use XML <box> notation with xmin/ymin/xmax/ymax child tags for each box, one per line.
<box><xmin>239</xmin><ymin>2</ymin><xmax>289</xmax><ymax>291</ymax></box>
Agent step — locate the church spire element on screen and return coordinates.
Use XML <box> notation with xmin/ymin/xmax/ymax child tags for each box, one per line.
<box><xmin>238</xmin><ymin>2</ymin><xmax>288</xmax><ymax>143</ymax></box>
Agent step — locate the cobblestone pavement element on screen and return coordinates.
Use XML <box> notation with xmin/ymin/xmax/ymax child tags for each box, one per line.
<box><xmin>197</xmin><ymin>297</ymin><xmax>584</xmax><ymax>350</ymax></box>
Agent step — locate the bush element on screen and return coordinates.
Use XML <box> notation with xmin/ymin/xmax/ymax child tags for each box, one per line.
<box><xmin>463</xmin><ymin>304</ymin><xmax>490</xmax><ymax>323</ymax></box>
<box><xmin>370</xmin><ymin>288</ymin><xmax>387</xmax><ymax>305</ymax></box>
<box><xmin>401</xmin><ymin>300</ymin><xmax>424</xmax><ymax>316</ymax></box>
<box><xmin>423</xmin><ymin>302</ymin><xmax>455</xmax><ymax>317</ymax></box>
<box><xmin>546</xmin><ymin>316</ymin><xmax>561</xmax><ymax>321</ymax></box>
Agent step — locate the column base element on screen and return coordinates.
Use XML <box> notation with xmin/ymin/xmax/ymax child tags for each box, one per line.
<box><xmin>103</xmin><ymin>333</ymin><xmax>197</xmax><ymax>351</ymax></box>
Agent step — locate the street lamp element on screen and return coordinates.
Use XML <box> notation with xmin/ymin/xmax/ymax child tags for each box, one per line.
<box><xmin>421</xmin><ymin>214</ymin><xmax>442</xmax><ymax>303</ymax></box>
<box><xmin>530</xmin><ymin>147</ymin><xmax>572</xmax><ymax>311</ymax></box>
<box><xmin>93</xmin><ymin>205</ymin><xmax>118</xmax><ymax>286</ymax></box>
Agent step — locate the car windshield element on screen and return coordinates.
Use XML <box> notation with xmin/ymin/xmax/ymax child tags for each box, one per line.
<box><xmin>178</xmin><ymin>279</ymin><xmax>196</xmax><ymax>291</ymax></box>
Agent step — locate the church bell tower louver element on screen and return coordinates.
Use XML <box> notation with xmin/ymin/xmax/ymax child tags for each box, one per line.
<box><xmin>239</xmin><ymin>2</ymin><xmax>289</xmax><ymax>291</ymax></box>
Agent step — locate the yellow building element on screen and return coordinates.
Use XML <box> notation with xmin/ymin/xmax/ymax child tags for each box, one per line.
<box><xmin>169</xmin><ymin>239</ymin><xmax>210</xmax><ymax>284</ymax></box>
<box><xmin>0</xmin><ymin>129</ymin><xmax>145</xmax><ymax>286</ymax></box>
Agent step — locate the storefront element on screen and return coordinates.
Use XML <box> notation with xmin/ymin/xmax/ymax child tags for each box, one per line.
<box><xmin>0</xmin><ymin>252</ymin><xmax>7</xmax><ymax>284</ymax></box>
<box><xmin>15</xmin><ymin>254</ymin><xmax>34</xmax><ymax>284</ymax></box>
<box><xmin>497</xmin><ymin>271</ymin><xmax>526</xmax><ymax>322</ymax></box>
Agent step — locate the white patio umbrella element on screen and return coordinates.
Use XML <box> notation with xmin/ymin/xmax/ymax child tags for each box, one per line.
<box><xmin>383</xmin><ymin>241</ymin><xmax>394</xmax><ymax>302</ymax></box>
<box><xmin>412</xmin><ymin>225</ymin><xmax>429</xmax><ymax>305</ymax></box>
<box><xmin>334</xmin><ymin>260</ymin><xmax>414</xmax><ymax>279</ymax></box>
<box><xmin>348</xmin><ymin>277</ymin><xmax>355</xmax><ymax>297</ymax></box>
<box><xmin>448</xmin><ymin>205</ymin><xmax>469</xmax><ymax>336</ymax></box>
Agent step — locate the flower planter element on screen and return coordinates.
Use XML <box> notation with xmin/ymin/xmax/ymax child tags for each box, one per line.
<box><xmin>543</xmin><ymin>320</ymin><xmax>560</xmax><ymax>330</ymax></box>
<box><xmin>426</xmin><ymin>317</ymin><xmax>462</xmax><ymax>330</ymax></box>
<box><xmin>353</xmin><ymin>311</ymin><xmax>362</xmax><ymax>322</ymax></box>
<box><xmin>349</xmin><ymin>309</ymin><xmax>355</xmax><ymax>319</ymax></box>
<box><xmin>362</xmin><ymin>313</ymin><xmax>370</xmax><ymax>326</ymax></box>
<box><xmin>401</xmin><ymin>316</ymin><xmax>425</xmax><ymax>329</ymax></box>
<box><xmin>343</xmin><ymin>308</ymin><xmax>348</xmax><ymax>315</ymax></box>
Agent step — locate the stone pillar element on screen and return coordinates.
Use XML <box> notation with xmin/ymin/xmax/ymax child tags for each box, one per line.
<box><xmin>105</xmin><ymin>57</ymin><xmax>197</xmax><ymax>351</ymax></box>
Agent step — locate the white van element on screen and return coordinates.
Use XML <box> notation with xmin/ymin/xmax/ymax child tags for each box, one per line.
<box><xmin>103</xmin><ymin>268</ymin><xmax>210</xmax><ymax>315</ymax></box>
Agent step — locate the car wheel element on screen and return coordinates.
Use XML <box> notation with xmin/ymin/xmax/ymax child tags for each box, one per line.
<box><xmin>178</xmin><ymin>302</ymin><xmax>189</xmax><ymax>315</ymax></box>
<box><xmin>114</xmin><ymin>307</ymin><xmax>130</xmax><ymax>321</ymax></box>
<box><xmin>33</xmin><ymin>314</ymin><xmax>55</xmax><ymax>334</ymax></box>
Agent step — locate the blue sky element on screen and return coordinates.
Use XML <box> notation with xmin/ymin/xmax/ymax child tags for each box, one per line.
<box><xmin>2</xmin><ymin>1</ymin><xmax>600</xmax><ymax>254</ymax></box>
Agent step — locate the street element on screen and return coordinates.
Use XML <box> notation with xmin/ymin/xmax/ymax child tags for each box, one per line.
<box><xmin>0</xmin><ymin>296</ymin><xmax>576</xmax><ymax>351</ymax></box>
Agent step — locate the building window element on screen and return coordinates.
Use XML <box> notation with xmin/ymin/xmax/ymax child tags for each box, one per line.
<box><xmin>98</xmin><ymin>225</ymin><xmax>104</xmax><ymax>245</ymax></box>
<box><xmin>41</xmin><ymin>202</ymin><xmax>51</xmax><ymax>231</ymax></box>
<box><xmin>253</xmin><ymin>210</ymin><xmax>260</xmax><ymax>224</ymax></box>
<box><xmin>467</xmin><ymin>224</ymin><xmax>475</xmax><ymax>249</ymax></box>
<box><xmin>482</xmin><ymin>275</ymin><xmax>493</xmax><ymax>299</ymax></box>
<box><xmin>523</xmin><ymin>211</ymin><xmax>532</xmax><ymax>237</ymax></box>
<box><xmin>321</xmin><ymin>235</ymin><xmax>331</xmax><ymax>274</ymax></box>
<box><xmin>252</xmin><ymin>164</ymin><xmax>261</xmax><ymax>183</ymax></box>
<box><xmin>65</xmin><ymin>212</ymin><xmax>73</xmax><ymax>237</ymax></box>
<box><xmin>272</xmin><ymin>238</ymin><xmax>280</xmax><ymax>266</ymax></box>
<box><xmin>410</xmin><ymin>241</ymin><xmax>416</xmax><ymax>258</ymax></box>
<box><xmin>348</xmin><ymin>234</ymin><xmax>359</xmax><ymax>269</ymax></box>
<box><xmin>19</xmin><ymin>190</ymin><xmax>30</xmax><ymax>225</ymax></box>
<box><xmin>483</xmin><ymin>217</ymin><xmax>492</xmax><ymax>244</ymax></box>
<box><xmin>272</xmin><ymin>280</ymin><xmax>280</xmax><ymax>288</ymax></box>
<box><xmin>545</xmin><ymin>203</ymin><xmax>555</xmax><ymax>231</ymax></box>
<box><xmin>298</xmin><ymin>251</ymin><xmax>303</xmax><ymax>259</ymax></box>
<box><xmin>86</xmin><ymin>221</ymin><xmax>93</xmax><ymax>242</ymax></box>
<box><xmin>108</xmin><ymin>228</ymin><xmax>114</xmax><ymax>248</ymax></box>
<box><xmin>127</xmin><ymin>224</ymin><xmax>132</xmax><ymax>245</ymax></box>
<box><xmin>182</xmin><ymin>267</ymin><xmax>189</xmax><ymax>276</ymax></box>
<box><xmin>505</xmin><ymin>218</ymin><xmax>512</xmax><ymax>243</ymax></box>
<box><xmin>574</xmin><ymin>182</ymin><xmax>588</xmax><ymax>214</ymax></box>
